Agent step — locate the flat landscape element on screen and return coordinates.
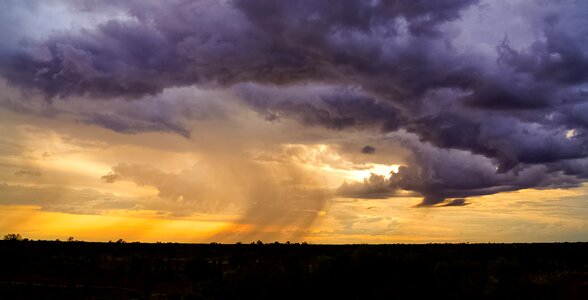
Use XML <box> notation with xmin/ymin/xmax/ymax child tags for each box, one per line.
<box><xmin>2</xmin><ymin>1</ymin><xmax>588</xmax><ymax>299</ymax></box>
<box><xmin>1</xmin><ymin>241</ymin><xmax>587</xmax><ymax>299</ymax></box>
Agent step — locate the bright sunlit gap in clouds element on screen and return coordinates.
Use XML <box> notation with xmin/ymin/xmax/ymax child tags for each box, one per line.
<box><xmin>344</xmin><ymin>164</ymin><xmax>401</xmax><ymax>183</ymax></box>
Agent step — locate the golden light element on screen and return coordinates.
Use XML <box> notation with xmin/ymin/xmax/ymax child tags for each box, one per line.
<box><xmin>344</xmin><ymin>164</ymin><xmax>401</xmax><ymax>182</ymax></box>
<box><xmin>0</xmin><ymin>205</ymin><xmax>236</xmax><ymax>243</ymax></box>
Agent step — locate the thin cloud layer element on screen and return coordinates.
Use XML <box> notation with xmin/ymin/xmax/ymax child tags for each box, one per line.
<box><xmin>1</xmin><ymin>0</ymin><xmax>588</xmax><ymax>207</ymax></box>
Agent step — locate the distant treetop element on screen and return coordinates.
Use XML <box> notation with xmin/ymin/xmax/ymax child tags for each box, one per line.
<box><xmin>3</xmin><ymin>233</ymin><xmax>23</xmax><ymax>241</ymax></box>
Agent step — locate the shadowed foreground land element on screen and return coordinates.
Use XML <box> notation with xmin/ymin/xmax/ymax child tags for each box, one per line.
<box><xmin>1</xmin><ymin>241</ymin><xmax>587</xmax><ymax>299</ymax></box>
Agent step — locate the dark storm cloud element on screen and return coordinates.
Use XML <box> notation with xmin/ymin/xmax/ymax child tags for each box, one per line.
<box><xmin>384</xmin><ymin>132</ymin><xmax>582</xmax><ymax>206</ymax></box>
<box><xmin>233</xmin><ymin>0</ymin><xmax>477</xmax><ymax>36</ymax></box>
<box><xmin>405</xmin><ymin>112</ymin><xmax>588</xmax><ymax>174</ymax></box>
<box><xmin>497</xmin><ymin>28</ymin><xmax>588</xmax><ymax>86</ymax></box>
<box><xmin>0</xmin><ymin>0</ymin><xmax>478</xmax><ymax>99</ymax></box>
<box><xmin>237</xmin><ymin>84</ymin><xmax>403</xmax><ymax>131</ymax></box>
<box><xmin>440</xmin><ymin>198</ymin><xmax>469</xmax><ymax>207</ymax></box>
<box><xmin>2</xmin><ymin>0</ymin><xmax>588</xmax><ymax>205</ymax></box>
<box><xmin>361</xmin><ymin>146</ymin><xmax>376</xmax><ymax>155</ymax></box>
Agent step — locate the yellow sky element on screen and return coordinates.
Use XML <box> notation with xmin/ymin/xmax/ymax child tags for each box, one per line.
<box><xmin>2</xmin><ymin>184</ymin><xmax>586</xmax><ymax>243</ymax></box>
<box><xmin>1</xmin><ymin>87</ymin><xmax>588</xmax><ymax>243</ymax></box>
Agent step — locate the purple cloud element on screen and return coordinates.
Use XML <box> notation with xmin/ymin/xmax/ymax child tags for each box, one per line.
<box><xmin>2</xmin><ymin>0</ymin><xmax>588</xmax><ymax>205</ymax></box>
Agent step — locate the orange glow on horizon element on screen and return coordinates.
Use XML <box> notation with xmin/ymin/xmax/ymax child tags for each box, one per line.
<box><xmin>0</xmin><ymin>205</ymin><xmax>235</xmax><ymax>243</ymax></box>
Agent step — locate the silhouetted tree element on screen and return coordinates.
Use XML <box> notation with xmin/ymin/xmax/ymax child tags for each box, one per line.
<box><xmin>3</xmin><ymin>233</ymin><xmax>22</xmax><ymax>241</ymax></box>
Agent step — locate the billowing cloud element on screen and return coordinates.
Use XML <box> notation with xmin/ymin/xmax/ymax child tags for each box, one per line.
<box><xmin>236</xmin><ymin>83</ymin><xmax>402</xmax><ymax>131</ymax></box>
<box><xmin>337</xmin><ymin>173</ymin><xmax>398</xmax><ymax>199</ymax></box>
<box><xmin>1</xmin><ymin>0</ymin><xmax>588</xmax><ymax>208</ymax></box>
<box><xmin>0</xmin><ymin>0</ymin><xmax>477</xmax><ymax>98</ymax></box>
<box><xmin>385</xmin><ymin>131</ymin><xmax>582</xmax><ymax>206</ymax></box>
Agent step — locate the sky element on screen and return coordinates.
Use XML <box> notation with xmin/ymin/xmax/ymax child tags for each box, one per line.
<box><xmin>1</xmin><ymin>0</ymin><xmax>588</xmax><ymax>243</ymax></box>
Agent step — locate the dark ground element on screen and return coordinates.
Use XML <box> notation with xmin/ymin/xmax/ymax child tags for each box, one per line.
<box><xmin>0</xmin><ymin>241</ymin><xmax>587</xmax><ymax>299</ymax></box>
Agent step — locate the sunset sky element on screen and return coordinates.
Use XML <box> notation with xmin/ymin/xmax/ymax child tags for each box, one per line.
<box><xmin>1</xmin><ymin>0</ymin><xmax>588</xmax><ymax>243</ymax></box>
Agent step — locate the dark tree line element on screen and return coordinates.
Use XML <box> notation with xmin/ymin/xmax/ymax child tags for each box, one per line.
<box><xmin>0</xmin><ymin>240</ymin><xmax>587</xmax><ymax>299</ymax></box>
